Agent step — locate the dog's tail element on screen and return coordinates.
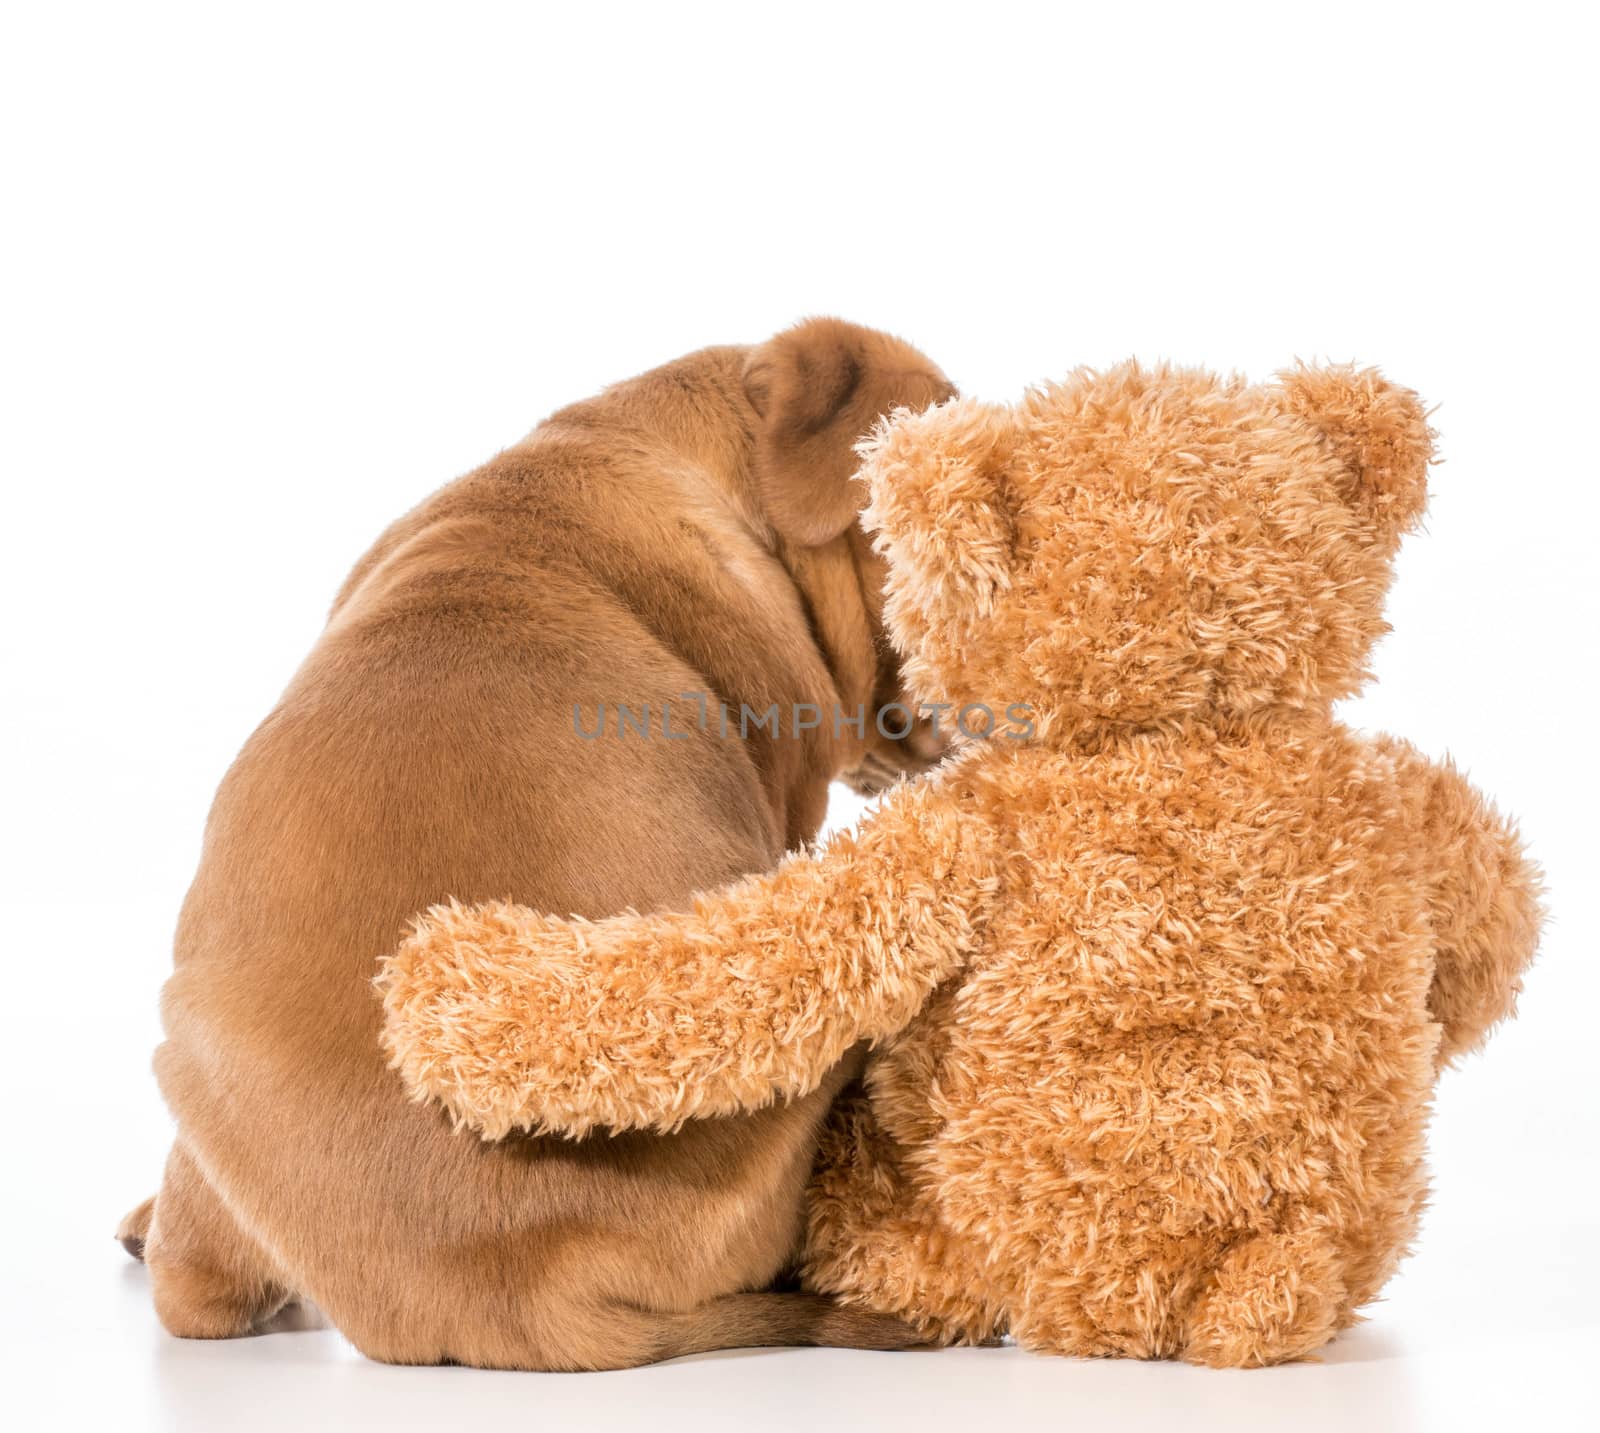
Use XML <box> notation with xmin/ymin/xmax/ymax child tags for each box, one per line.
<box><xmin>519</xmin><ymin>1292</ymin><xmax>926</xmax><ymax>1371</ymax></box>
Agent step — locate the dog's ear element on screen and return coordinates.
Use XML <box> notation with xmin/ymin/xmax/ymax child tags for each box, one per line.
<box><xmin>744</xmin><ymin>318</ymin><xmax>949</xmax><ymax>547</ymax></box>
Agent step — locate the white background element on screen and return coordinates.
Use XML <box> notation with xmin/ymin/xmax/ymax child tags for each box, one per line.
<box><xmin>3</xmin><ymin>3</ymin><xmax>1596</xmax><ymax>1430</ymax></box>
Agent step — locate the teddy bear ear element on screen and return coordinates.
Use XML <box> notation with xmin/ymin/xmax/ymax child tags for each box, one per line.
<box><xmin>857</xmin><ymin>396</ymin><xmax>1021</xmax><ymax>617</ymax></box>
<box><xmin>1275</xmin><ymin>362</ymin><xmax>1435</xmax><ymax>549</ymax></box>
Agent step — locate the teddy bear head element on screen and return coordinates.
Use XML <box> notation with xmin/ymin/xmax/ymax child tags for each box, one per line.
<box><xmin>858</xmin><ymin>361</ymin><xmax>1434</xmax><ymax>738</ymax></box>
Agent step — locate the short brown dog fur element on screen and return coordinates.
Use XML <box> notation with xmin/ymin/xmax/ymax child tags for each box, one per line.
<box><xmin>382</xmin><ymin>362</ymin><xmax>1543</xmax><ymax>1367</ymax></box>
<box><xmin>118</xmin><ymin>319</ymin><xmax>954</xmax><ymax>1369</ymax></box>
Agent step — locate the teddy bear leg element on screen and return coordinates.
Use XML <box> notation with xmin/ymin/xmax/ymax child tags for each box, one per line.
<box><xmin>143</xmin><ymin>1141</ymin><xmax>293</xmax><ymax>1340</ymax></box>
<box><xmin>802</xmin><ymin>1092</ymin><xmax>1003</xmax><ymax>1347</ymax></box>
<box><xmin>1181</xmin><ymin>1226</ymin><xmax>1349</xmax><ymax>1367</ymax></box>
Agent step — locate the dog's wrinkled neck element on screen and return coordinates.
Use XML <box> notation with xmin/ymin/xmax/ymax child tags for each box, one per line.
<box><xmin>529</xmin><ymin>345</ymin><xmax>898</xmax><ymax>786</ymax></box>
<box><xmin>597</xmin><ymin>346</ymin><xmax>883</xmax><ymax>727</ymax></box>
<box><xmin>778</xmin><ymin>529</ymin><xmax>878</xmax><ymax>721</ymax></box>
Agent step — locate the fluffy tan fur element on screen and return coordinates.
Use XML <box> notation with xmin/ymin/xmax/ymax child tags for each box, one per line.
<box><xmin>380</xmin><ymin>362</ymin><xmax>1542</xmax><ymax>1367</ymax></box>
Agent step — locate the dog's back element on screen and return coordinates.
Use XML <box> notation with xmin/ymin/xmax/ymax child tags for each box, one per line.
<box><xmin>126</xmin><ymin>321</ymin><xmax>953</xmax><ymax>1368</ymax></box>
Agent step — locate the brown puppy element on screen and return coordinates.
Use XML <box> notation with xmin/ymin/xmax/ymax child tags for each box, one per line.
<box><xmin>117</xmin><ymin>320</ymin><xmax>954</xmax><ymax>1370</ymax></box>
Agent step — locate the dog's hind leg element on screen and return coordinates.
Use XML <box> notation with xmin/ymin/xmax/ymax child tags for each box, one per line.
<box><xmin>141</xmin><ymin>1142</ymin><xmax>293</xmax><ymax>1340</ymax></box>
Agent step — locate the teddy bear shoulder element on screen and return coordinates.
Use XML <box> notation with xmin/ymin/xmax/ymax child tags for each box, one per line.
<box><xmin>955</xmin><ymin>717</ymin><xmax>1409</xmax><ymax>860</ymax></box>
<box><xmin>892</xmin><ymin>719</ymin><xmax>1433</xmax><ymax>1062</ymax></box>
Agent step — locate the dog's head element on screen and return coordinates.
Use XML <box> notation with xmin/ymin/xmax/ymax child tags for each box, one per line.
<box><xmin>743</xmin><ymin>318</ymin><xmax>956</xmax><ymax>792</ymax></box>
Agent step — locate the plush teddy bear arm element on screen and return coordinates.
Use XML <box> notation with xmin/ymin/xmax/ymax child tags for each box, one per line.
<box><xmin>1378</xmin><ymin>737</ymin><xmax>1544</xmax><ymax>1064</ymax></box>
<box><xmin>377</xmin><ymin>770</ymin><xmax>1000</xmax><ymax>1139</ymax></box>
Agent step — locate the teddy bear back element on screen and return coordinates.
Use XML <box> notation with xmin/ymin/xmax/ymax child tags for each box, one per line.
<box><xmin>841</xmin><ymin>713</ymin><xmax>1445</xmax><ymax>1363</ymax></box>
<box><xmin>859</xmin><ymin>361</ymin><xmax>1434</xmax><ymax>740</ymax></box>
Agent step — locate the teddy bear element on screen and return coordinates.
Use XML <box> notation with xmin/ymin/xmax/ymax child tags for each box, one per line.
<box><xmin>378</xmin><ymin>361</ymin><xmax>1542</xmax><ymax>1367</ymax></box>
